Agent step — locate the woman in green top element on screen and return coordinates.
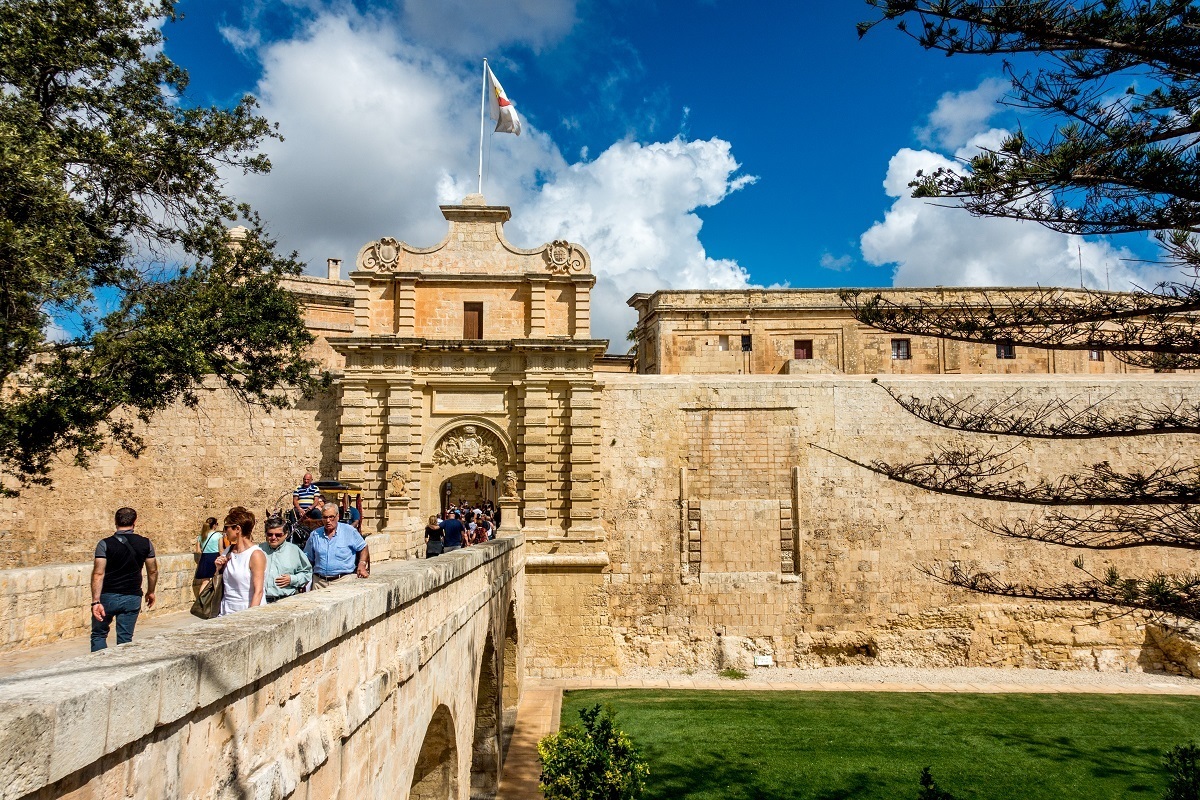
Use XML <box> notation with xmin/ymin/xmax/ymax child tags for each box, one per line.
<box><xmin>193</xmin><ymin>516</ymin><xmax>223</xmax><ymax>598</ymax></box>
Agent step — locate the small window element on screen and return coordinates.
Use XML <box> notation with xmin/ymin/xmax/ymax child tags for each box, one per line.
<box><xmin>891</xmin><ymin>339</ymin><xmax>911</xmax><ymax>360</ymax></box>
<box><xmin>718</xmin><ymin>335</ymin><xmax>729</xmax><ymax>352</ymax></box>
<box><xmin>741</xmin><ymin>335</ymin><xmax>753</xmax><ymax>352</ymax></box>
<box><xmin>996</xmin><ymin>343</ymin><xmax>1016</xmax><ymax>360</ymax></box>
<box><xmin>793</xmin><ymin>339</ymin><xmax>813</xmax><ymax>360</ymax></box>
<box><xmin>1088</xmin><ymin>349</ymin><xmax>1104</xmax><ymax>362</ymax></box>
<box><xmin>463</xmin><ymin>302</ymin><xmax>483</xmax><ymax>339</ymax></box>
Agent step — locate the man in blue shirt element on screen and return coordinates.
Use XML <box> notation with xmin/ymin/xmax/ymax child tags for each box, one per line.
<box><xmin>304</xmin><ymin>503</ymin><xmax>370</xmax><ymax>589</ymax></box>
<box><xmin>439</xmin><ymin>511</ymin><xmax>465</xmax><ymax>553</ymax></box>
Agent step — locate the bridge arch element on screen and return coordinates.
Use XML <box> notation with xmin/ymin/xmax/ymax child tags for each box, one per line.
<box><xmin>411</xmin><ymin>704</ymin><xmax>458</xmax><ymax>799</ymax></box>
<box><xmin>470</xmin><ymin>632</ymin><xmax>501</xmax><ymax>798</ymax></box>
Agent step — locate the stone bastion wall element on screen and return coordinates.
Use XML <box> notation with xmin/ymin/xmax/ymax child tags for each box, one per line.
<box><xmin>559</xmin><ymin>372</ymin><xmax>1200</xmax><ymax>677</ymax></box>
<box><xmin>0</xmin><ymin>536</ymin><xmax>525</xmax><ymax>800</ymax></box>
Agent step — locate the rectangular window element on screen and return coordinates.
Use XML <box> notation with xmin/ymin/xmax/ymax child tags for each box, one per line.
<box><xmin>463</xmin><ymin>302</ymin><xmax>483</xmax><ymax>340</ymax></box>
<box><xmin>793</xmin><ymin>339</ymin><xmax>813</xmax><ymax>360</ymax></box>
<box><xmin>891</xmin><ymin>339</ymin><xmax>911</xmax><ymax>360</ymax></box>
<box><xmin>718</xmin><ymin>335</ymin><xmax>729</xmax><ymax>351</ymax></box>
<box><xmin>1088</xmin><ymin>349</ymin><xmax>1104</xmax><ymax>361</ymax></box>
<box><xmin>741</xmin><ymin>334</ymin><xmax>753</xmax><ymax>352</ymax></box>
<box><xmin>996</xmin><ymin>343</ymin><xmax>1016</xmax><ymax>359</ymax></box>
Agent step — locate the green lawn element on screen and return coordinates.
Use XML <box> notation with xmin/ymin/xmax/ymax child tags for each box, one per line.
<box><xmin>558</xmin><ymin>689</ymin><xmax>1200</xmax><ymax>800</ymax></box>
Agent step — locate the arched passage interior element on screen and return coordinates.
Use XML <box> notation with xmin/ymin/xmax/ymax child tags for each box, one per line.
<box><xmin>470</xmin><ymin>633</ymin><xmax>501</xmax><ymax>798</ymax></box>
<box><xmin>410</xmin><ymin>704</ymin><xmax>458</xmax><ymax>800</ymax></box>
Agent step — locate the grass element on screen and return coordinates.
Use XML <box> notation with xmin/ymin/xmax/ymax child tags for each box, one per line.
<box><xmin>559</xmin><ymin>689</ymin><xmax>1200</xmax><ymax>800</ymax></box>
<box><xmin>719</xmin><ymin>667</ymin><xmax>748</xmax><ymax>680</ymax></box>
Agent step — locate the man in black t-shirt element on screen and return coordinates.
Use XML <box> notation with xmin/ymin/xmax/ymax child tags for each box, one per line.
<box><xmin>90</xmin><ymin>507</ymin><xmax>158</xmax><ymax>651</ymax></box>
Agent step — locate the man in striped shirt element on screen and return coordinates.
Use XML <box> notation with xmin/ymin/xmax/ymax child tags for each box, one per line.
<box><xmin>293</xmin><ymin>472</ymin><xmax>319</xmax><ymax>513</ymax></box>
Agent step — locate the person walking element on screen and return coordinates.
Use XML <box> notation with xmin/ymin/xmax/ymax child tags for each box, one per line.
<box><xmin>90</xmin><ymin>507</ymin><xmax>157</xmax><ymax>651</ymax></box>
<box><xmin>304</xmin><ymin>502</ymin><xmax>370</xmax><ymax>588</ymax></box>
<box><xmin>214</xmin><ymin>507</ymin><xmax>266</xmax><ymax>615</ymax></box>
<box><xmin>424</xmin><ymin>515</ymin><xmax>444</xmax><ymax>558</ymax></box>
<box><xmin>261</xmin><ymin>517</ymin><xmax>312</xmax><ymax>602</ymax></box>
<box><xmin>439</xmin><ymin>510</ymin><xmax>465</xmax><ymax>553</ymax></box>
<box><xmin>193</xmin><ymin>517</ymin><xmax>222</xmax><ymax>599</ymax></box>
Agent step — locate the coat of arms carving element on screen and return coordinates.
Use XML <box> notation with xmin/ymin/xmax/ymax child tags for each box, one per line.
<box><xmin>434</xmin><ymin>425</ymin><xmax>500</xmax><ymax>467</ymax></box>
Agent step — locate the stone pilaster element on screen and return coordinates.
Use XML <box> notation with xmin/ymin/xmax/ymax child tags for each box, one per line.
<box><xmin>519</xmin><ymin>379</ymin><xmax>550</xmax><ymax>533</ymax></box>
<box><xmin>565</xmin><ymin>381</ymin><xmax>598</xmax><ymax>535</ymax></box>
<box><xmin>337</xmin><ymin>379</ymin><xmax>368</xmax><ymax>486</ymax></box>
<box><xmin>527</xmin><ymin>277</ymin><xmax>548</xmax><ymax>337</ymax></box>
<box><xmin>571</xmin><ymin>276</ymin><xmax>592</xmax><ymax>338</ymax></box>
<box><xmin>382</xmin><ymin>376</ymin><xmax>419</xmax><ymax>554</ymax></box>
<box><xmin>395</xmin><ymin>277</ymin><xmax>417</xmax><ymax>336</ymax></box>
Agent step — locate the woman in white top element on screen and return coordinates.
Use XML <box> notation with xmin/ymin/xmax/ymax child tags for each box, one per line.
<box><xmin>214</xmin><ymin>507</ymin><xmax>266</xmax><ymax>616</ymax></box>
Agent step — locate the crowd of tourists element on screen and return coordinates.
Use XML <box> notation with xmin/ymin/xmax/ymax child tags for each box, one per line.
<box><xmin>89</xmin><ymin>471</ymin><xmax>369</xmax><ymax>651</ymax></box>
<box><xmin>89</xmin><ymin>474</ymin><xmax>504</xmax><ymax>651</ymax></box>
<box><xmin>423</xmin><ymin>500</ymin><xmax>499</xmax><ymax>557</ymax></box>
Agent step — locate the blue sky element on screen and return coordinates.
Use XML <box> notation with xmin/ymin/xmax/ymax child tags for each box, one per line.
<box><xmin>162</xmin><ymin>0</ymin><xmax>1165</xmax><ymax>342</ymax></box>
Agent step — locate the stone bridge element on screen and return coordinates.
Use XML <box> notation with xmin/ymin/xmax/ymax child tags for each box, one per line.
<box><xmin>0</xmin><ymin>536</ymin><xmax>525</xmax><ymax>800</ymax></box>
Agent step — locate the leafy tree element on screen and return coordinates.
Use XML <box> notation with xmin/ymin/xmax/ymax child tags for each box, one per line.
<box><xmin>844</xmin><ymin>1</ymin><xmax>1200</xmax><ymax>620</ymax></box>
<box><xmin>538</xmin><ymin>704</ymin><xmax>649</xmax><ymax>800</ymax></box>
<box><xmin>0</xmin><ymin>0</ymin><xmax>323</xmax><ymax>493</ymax></box>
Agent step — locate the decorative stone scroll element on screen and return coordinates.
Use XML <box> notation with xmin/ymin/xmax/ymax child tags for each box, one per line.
<box><xmin>387</xmin><ymin>468</ymin><xmax>410</xmax><ymax>498</ymax></box>
<box><xmin>543</xmin><ymin>240</ymin><xmax>589</xmax><ymax>274</ymax></box>
<box><xmin>358</xmin><ymin>237</ymin><xmax>402</xmax><ymax>272</ymax></box>
<box><xmin>433</xmin><ymin>425</ymin><xmax>501</xmax><ymax>468</ymax></box>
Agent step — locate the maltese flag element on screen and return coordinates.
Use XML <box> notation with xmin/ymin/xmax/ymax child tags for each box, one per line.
<box><xmin>485</xmin><ymin>63</ymin><xmax>521</xmax><ymax>136</ymax></box>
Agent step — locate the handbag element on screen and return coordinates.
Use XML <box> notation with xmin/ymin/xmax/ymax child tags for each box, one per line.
<box><xmin>190</xmin><ymin>547</ymin><xmax>231</xmax><ymax>619</ymax></box>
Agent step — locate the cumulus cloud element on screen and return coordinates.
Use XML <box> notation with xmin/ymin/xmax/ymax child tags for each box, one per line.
<box><xmin>819</xmin><ymin>252</ymin><xmax>853</xmax><ymax>272</ymax></box>
<box><xmin>916</xmin><ymin>77</ymin><xmax>1008</xmax><ymax>151</ymax></box>
<box><xmin>223</xmin><ymin>10</ymin><xmax>754</xmax><ymax>346</ymax></box>
<box><xmin>864</xmin><ymin>78</ymin><xmax>1177</xmax><ymax>293</ymax></box>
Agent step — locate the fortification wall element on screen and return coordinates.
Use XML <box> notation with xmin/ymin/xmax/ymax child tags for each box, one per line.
<box><xmin>578</xmin><ymin>373</ymin><xmax>1200</xmax><ymax>675</ymax></box>
<box><xmin>0</xmin><ymin>381</ymin><xmax>341</xmax><ymax>570</ymax></box>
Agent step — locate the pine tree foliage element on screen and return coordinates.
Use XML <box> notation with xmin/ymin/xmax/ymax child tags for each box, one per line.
<box><xmin>850</xmin><ymin>1</ymin><xmax>1200</xmax><ymax>621</ymax></box>
<box><xmin>0</xmin><ymin>0</ymin><xmax>325</xmax><ymax>493</ymax></box>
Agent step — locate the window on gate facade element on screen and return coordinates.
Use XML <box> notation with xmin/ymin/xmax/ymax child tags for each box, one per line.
<box><xmin>1088</xmin><ymin>349</ymin><xmax>1104</xmax><ymax>361</ymax></box>
<box><xmin>463</xmin><ymin>302</ymin><xmax>483</xmax><ymax>339</ymax></box>
<box><xmin>794</xmin><ymin>339</ymin><xmax>813</xmax><ymax>360</ymax></box>
<box><xmin>718</xmin><ymin>335</ymin><xmax>729</xmax><ymax>351</ymax></box>
<box><xmin>891</xmin><ymin>339</ymin><xmax>911</xmax><ymax>360</ymax></box>
<box><xmin>996</xmin><ymin>343</ymin><xmax>1016</xmax><ymax>359</ymax></box>
<box><xmin>741</xmin><ymin>334</ymin><xmax>753</xmax><ymax>352</ymax></box>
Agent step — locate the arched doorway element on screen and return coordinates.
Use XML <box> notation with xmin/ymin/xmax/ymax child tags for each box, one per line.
<box><xmin>428</xmin><ymin>422</ymin><xmax>511</xmax><ymax>521</ymax></box>
<box><xmin>411</xmin><ymin>705</ymin><xmax>458</xmax><ymax>799</ymax></box>
<box><xmin>471</xmin><ymin>634</ymin><xmax>501</xmax><ymax>798</ymax></box>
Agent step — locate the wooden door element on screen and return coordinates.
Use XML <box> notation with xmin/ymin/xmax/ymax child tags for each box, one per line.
<box><xmin>463</xmin><ymin>302</ymin><xmax>483</xmax><ymax>339</ymax></box>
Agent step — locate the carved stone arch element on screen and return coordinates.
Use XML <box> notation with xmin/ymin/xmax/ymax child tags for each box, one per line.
<box><xmin>410</xmin><ymin>704</ymin><xmax>458</xmax><ymax>799</ymax></box>
<box><xmin>424</xmin><ymin>417</ymin><xmax>516</xmax><ymax>519</ymax></box>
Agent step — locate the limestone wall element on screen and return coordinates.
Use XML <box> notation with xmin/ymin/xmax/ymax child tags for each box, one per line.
<box><xmin>575</xmin><ymin>373</ymin><xmax>1200</xmax><ymax>675</ymax></box>
<box><xmin>0</xmin><ymin>536</ymin><xmax>524</xmax><ymax>800</ymax></box>
<box><xmin>0</xmin><ymin>381</ymin><xmax>340</xmax><ymax>570</ymax></box>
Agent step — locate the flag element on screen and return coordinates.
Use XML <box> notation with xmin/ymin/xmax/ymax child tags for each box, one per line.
<box><xmin>485</xmin><ymin>63</ymin><xmax>521</xmax><ymax>136</ymax></box>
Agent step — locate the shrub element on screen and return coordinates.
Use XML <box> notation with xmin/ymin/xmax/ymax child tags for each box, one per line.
<box><xmin>917</xmin><ymin>767</ymin><xmax>957</xmax><ymax>800</ymax></box>
<box><xmin>538</xmin><ymin>704</ymin><xmax>649</xmax><ymax>800</ymax></box>
<box><xmin>1164</xmin><ymin>743</ymin><xmax>1200</xmax><ymax>800</ymax></box>
<box><xmin>719</xmin><ymin>667</ymin><xmax>747</xmax><ymax>680</ymax></box>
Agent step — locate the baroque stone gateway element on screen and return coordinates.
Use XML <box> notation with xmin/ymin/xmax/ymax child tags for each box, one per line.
<box><xmin>1</xmin><ymin>195</ymin><xmax>1198</xmax><ymax>798</ymax></box>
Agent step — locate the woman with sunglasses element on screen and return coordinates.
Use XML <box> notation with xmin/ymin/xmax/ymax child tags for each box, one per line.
<box><xmin>213</xmin><ymin>506</ymin><xmax>266</xmax><ymax>616</ymax></box>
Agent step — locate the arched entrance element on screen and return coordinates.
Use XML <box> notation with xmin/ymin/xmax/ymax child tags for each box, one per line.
<box><xmin>427</xmin><ymin>421</ymin><xmax>512</xmax><ymax>521</ymax></box>
<box><xmin>411</xmin><ymin>705</ymin><xmax>458</xmax><ymax>799</ymax></box>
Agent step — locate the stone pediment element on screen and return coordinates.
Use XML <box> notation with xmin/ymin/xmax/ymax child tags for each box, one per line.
<box><xmin>355</xmin><ymin>193</ymin><xmax>590</xmax><ymax>277</ymax></box>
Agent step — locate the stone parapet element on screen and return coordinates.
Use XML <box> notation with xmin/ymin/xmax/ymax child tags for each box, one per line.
<box><xmin>0</xmin><ymin>534</ymin><xmax>395</xmax><ymax>654</ymax></box>
<box><xmin>0</xmin><ymin>534</ymin><xmax>523</xmax><ymax>800</ymax></box>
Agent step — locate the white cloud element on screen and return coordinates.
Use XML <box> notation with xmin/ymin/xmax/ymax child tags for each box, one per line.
<box><xmin>399</xmin><ymin>0</ymin><xmax>577</xmax><ymax>55</ymax></box>
<box><xmin>916</xmin><ymin>77</ymin><xmax>1008</xmax><ymax>151</ymax></box>
<box><xmin>224</xmin><ymin>11</ymin><xmax>754</xmax><ymax>347</ymax></box>
<box><xmin>863</xmin><ymin>78</ymin><xmax>1178</xmax><ymax>293</ymax></box>
<box><xmin>819</xmin><ymin>252</ymin><xmax>853</xmax><ymax>272</ymax></box>
<box><xmin>861</xmin><ymin>146</ymin><xmax>1169</xmax><ymax>290</ymax></box>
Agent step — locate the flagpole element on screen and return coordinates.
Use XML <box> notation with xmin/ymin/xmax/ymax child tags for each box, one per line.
<box><xmin>478</xmin><ymin>58</ymin><xmax>487</xmax><ymax>195</ymax></box>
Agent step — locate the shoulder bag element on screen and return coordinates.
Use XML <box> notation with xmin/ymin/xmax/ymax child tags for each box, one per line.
<box><xmin>190</xmin><ymin>547</ymin><xmax>231</xmax><ymax>619</ymax></box>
